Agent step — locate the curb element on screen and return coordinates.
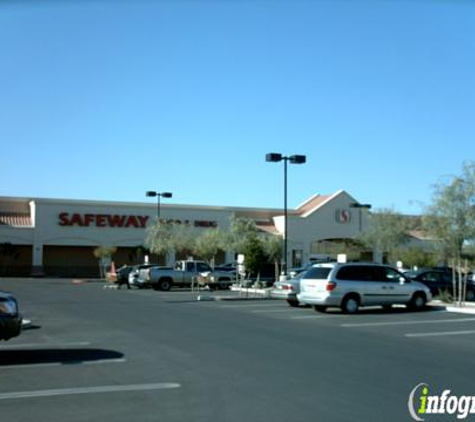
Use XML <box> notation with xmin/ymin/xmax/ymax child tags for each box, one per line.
<box><xmin>71</xmin><ymin>279</ymin><xmax>106</xmax><ymax>285</ymax></box>
<box><xmin>445</xmin><ymin>305</ymin><xmax>475</xmax><ymax>315</ymax></box>
<box><xmin>428</xmin><ymin>300</ymin><xmax>475</xmax><ymax>315</ymax></box>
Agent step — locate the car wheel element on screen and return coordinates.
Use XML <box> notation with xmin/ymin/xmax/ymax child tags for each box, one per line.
<box><xmin>466</xmin><ymin>289</ymin><xmax>475</xmax><ymax>302</ymax></box>
<box><xmin>409</xmin><ymin>292</ymin><xmax>426</xmax><ymax>311</ymax></box>
<box><xmin>218</xmin><ymin>279</ymin><xmax>231</xmax><ymax>290</ymax></box>
<box><xmin>341</xmin><ymin>295</ymin><xmax>359</xmax><ymax>314</ymax></box>
<box><xmin>313</xmin><ymin>305</ymin><xmax>327</xmax><ymax>313</ymax></box>
<box><xmin>286</xmin><ymin>299</ymin><xmax>299</xmax><ymax>307</ymax></box>
<box><xmin>158</xmin><ymin>279</ymin><xmax>172</xmax><ymax>292</ymax></box>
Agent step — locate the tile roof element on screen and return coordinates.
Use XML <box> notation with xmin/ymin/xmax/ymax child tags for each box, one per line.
<box><xmin>0</xmin><ymin>213</ymin><xmax>32</xmax><ymax>227</ymax></box>
<box><xmin>296</xmin><ymin>194</ymin><xmax>332</xmax><ymax>217</ymax></box>
<box><xmin>255</xmin><ymin>220</ymin><xmax>280</xmax><ymax>235</ymax></box>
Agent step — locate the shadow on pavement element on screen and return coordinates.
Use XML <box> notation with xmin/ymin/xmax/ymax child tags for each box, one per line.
<box><xmin>22</xmin><ymin>324</ymin><xmax>41</xmax><ymax>331</ymax></box>
<box><xmin>0</xmin><ymin>348</ymin><xmax>124</xmax><ymax>366</ymax></box>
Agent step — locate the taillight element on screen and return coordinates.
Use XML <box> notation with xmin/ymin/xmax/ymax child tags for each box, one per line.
<box><xmin>326</xmin><ymin>282</ymin><xmax>337</xmax><ymax>292</ymax></box>
<box><xmin>282</xmin><ymin>285</ymin><xmax>294</xmax><ymax>291</ymax></box>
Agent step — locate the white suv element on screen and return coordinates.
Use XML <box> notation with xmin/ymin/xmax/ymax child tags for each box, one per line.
<box><xmin>297</xmin><ymin>262</ymin><xmax>432</xmax><ymax>314</ymax></box>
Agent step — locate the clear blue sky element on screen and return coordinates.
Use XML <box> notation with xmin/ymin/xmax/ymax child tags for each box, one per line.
<box><xmin>1</xmin><ymin>0</ymin><xmax>474</xmax><ymax>214</ymax></box>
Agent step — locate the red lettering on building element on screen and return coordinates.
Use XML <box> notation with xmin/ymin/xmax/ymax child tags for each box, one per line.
<box><xmin>58</xmin><ymin>213</ymin><xmax>149</xmax><ymax>229</ymax></box>
<box><xmin>70</xmin><ymin>213</ymin><xmax>84</xmax><ymax>226</ymax></box>
<box><xmin>125</xmin><ymin>216</ymin><xmax>139</xmax><ymax>228</ymax></box>
<box><xmin>107</xmin><ymin>215</ymin><xmax>126</xmax><ymax>227</ymax></box>
<box><xmin>194</xmin><ymin>220</ymin><xmax>218</xmax><ymax>228</ymax></box>
<box><xmin>84</xmin><ymin>214</ymin><xmax>95</xmax><ymax>227</ymax></box>
<box><xmin>58</xmin><ymin>212</ymin><xmax>70</xmax><ymax>226</ymax></box>
<box><xmin>96</xmin><ymin>215</ymin><xmax>106</xmax><ymax>227</ymax></box>
<box><xmin>58</xmin><ymin>213</ymin><xmax>213</xmax><ymax>229</ymax></box>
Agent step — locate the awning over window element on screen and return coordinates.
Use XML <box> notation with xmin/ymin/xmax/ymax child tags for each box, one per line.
<box><xmin>0</xmin><ymin>213</ymin><xmax>32</xmax><ymax>227</ymax></box>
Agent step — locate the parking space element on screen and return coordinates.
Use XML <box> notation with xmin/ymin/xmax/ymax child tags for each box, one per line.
<box><xmin>199</xmin><ymin>298</ymin><xmax>475</xmax><ymax>344</ymax></box>
<box><xmin>0</xmin><ymin>282</ymin><xmax>192</xmax><ymax>422</ymax></box>
<box><xmin>91</xmin><ymin>284</ymin><xmax>475</xmax><ymax>346</ymax></box>
<box><xmin>3</xmin><ymin>279</ymin><xmax>475</xmax><ymax>422</ymax></box>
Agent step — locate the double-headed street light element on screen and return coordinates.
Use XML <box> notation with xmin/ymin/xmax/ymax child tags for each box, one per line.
<box><xmin>349</xmin><ymin>202</ymin><xmax>372</xmax><ymax>232</ymax></box>
<box><xmin>146</xmin><ymin>191</ymin><xmax>173</xmax><ymax>220</ymax></box>
<box><xmin>266</xmin><ymin>153</ymin><xmax>306</xmax><ymax>277</ymax></box>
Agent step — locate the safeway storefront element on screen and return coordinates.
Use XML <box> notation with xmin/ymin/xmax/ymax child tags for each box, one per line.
<box><xmin>0</xmin><ymin>190</ymin><xmax>369</xmax><ymax>277</ymax></box>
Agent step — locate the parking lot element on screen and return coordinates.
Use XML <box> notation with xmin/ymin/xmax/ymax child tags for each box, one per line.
<box><xmin>2</xmin><ymin>278</ymin><xmax>475</xmax><ymax>422</ymax></box>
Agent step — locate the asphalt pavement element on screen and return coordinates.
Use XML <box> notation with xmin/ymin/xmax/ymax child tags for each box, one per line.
<box><xmin>1</xmin><ymin>278</ymin><xmax>475</xmax><ymax>422</ymax></box>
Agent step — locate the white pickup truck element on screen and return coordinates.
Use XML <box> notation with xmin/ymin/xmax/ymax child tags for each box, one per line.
<box><xmin>147</xmin><ymin>260</ymin><xmax>234</xmax><ymax>291</ymax></box>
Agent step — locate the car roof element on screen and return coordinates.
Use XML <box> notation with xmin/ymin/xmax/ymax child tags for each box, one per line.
<box><xmin>313</xmin><ymin>262</ymin><xmax>394</xmax><ymax>269</ymax></box>
<box><xmin>408</xmin><ymin>269</ymin><xmax>447</xmax><ymax>275</ymax></box>
<box><xmin>0</xmin><ymin>291</ymin><xmax>15</xmax><ymax>300</ymax></box>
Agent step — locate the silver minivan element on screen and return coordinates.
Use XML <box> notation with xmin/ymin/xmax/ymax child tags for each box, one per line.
<box><xmin>297</xmin><ymin>262</ymin><xmax>432</xmax><ymax>313</ymax></box>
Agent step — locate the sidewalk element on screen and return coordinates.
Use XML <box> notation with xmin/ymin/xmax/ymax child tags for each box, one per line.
<box><xmin>430</xmin><ymin>299</ymin><xmax>475</xmax><ymax>315</ymax></box>
<box><xmin>445</xmin><ymin>302</ymin><xmax>475</xmax><ymax>315</ymax></box>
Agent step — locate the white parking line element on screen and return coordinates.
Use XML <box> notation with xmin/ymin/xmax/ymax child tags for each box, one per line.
<box><xmin>0</xmin><ymin>382</ymin><xmax>181</xmax><ymax>400</ymax></box>
<box><xmin>341</xmin><ymin>317</ymin><xmax>475</xmax><ymax>328</ymax></box>
<box><xmin>405</xmin><ymin>330</ymin><xmax>475</xmax><ymax>338</ymax></box>
<box><xmin>1</xmin><ymin>341</ymin><xmax>92</xmax><ymax>350</ymax></box>
<box><xmin>250</xmin><ymin>309</ymin><xmax>297</xmax><ymax>314</ymax></box>
<box><xmin>291</xmin><ymin>315</ymin><xmax>335</xmax><ymax>320</ymax></box>
<box><xmin>218</xmin><ymin>303</ymin><xmax>282</xmax><ymax>309</ymax></box>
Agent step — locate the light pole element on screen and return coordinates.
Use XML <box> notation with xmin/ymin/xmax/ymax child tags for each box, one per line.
<box><xmin>146</xmin><ymin>191</ymin><xmax>173</xmax><ymax>220</ymax></box>
<box><xmin>266</xmin><ymin>153</ymin><xmax>306</xmax><ymax>277</ymax></box>
<box><xmin>349</xmin><ymin>202</ymin><xmax>372</xmax><ymax>232</ymax></box>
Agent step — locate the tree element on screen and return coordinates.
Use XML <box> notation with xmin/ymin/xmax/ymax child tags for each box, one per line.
<box><xmin>225</xmin><ymin>217</ymin><xmax>272</xmax><ymax>279</ymax></box>
<box><xmin>393</xmin><ymin>246</ymin><xmax>438</xmax><ymax>269</ymax></box>
<box><xmin>171</xmin><ymin>224</ymin><xmax>199</xmax><ymax>255</ymax></box>
<box><xmin>422</xmin><ymin>161</ymin><xmax>475</xmax><ymax>262</ymax></box>
<box><xmin>226</xmin><ymin>216</ymin><xmax>260</xmax><ymax>254</ymax></box>
<box><xmin>261</xmin><ymin>234</ymin><xmax>283</xmax><ymax>280</ymax></box>
<box><xmin>357</xmin><ymin>208</ymin><xmax>409</xmax><ymax>263</ymax></box>
<box><xmin>193</xmin><ymin>228</ymin><xmax>227</xmax><ymax>264</ymax></box>
<box><xmin>93</xmin><ymin>246</ymin><xmax>117</xmax><ymax>279</ymax></box>
<box><xmin>132</xmin><ymin>245</ymin><xmax>151</xmax><ymax>264</ymax></box>
<box><xmin>242</xmin><ymin>235</ymin><xmax>267</xmax><ymax>279</ymax></box>
<box><xmin>144</xmin><ymin>222</ymin><xmax>177</xmax><ymax>257</ymax></box>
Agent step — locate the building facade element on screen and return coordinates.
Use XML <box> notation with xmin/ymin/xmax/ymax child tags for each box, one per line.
<box><xmin>0</xmin><ymin>190</ymin><xmax>369</xmax><ymax>277</ymax></box>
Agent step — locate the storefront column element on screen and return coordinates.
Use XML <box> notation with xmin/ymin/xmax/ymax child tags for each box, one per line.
<box><xmin>31</xmin><ymin>243</ymin><xmax>44</xmax><ymax>276</ymax></box>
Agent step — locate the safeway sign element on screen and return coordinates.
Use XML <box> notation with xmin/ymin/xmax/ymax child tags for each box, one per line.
<box><xmin>59</xmin><ymin>212</ymin><xmax>149</xmax><ymax>228</ymax></box>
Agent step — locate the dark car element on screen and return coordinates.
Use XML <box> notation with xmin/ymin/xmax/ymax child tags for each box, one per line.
<box><xmin>0</xmin><ymin>291</ymin><xmax>22</xmax><ymax>341</ymax></box>
<box><xmin>213</xmin><ymin>263</ymin><xmax>237</xmax><ymax>276</ymax></box>
<box><xmin>116</xmin><ymin>265</ymin><xmax>134</xmax><ymax>288</ymax></box>
<box><xmin>128</xmin><ymin>263</ymin><xmax>162</xmax><ymax>288</ymax></box>
<box><xmin>405</xmin><ymin>269</ymin><xmax>475</xmax><ymax>301</ymax></box>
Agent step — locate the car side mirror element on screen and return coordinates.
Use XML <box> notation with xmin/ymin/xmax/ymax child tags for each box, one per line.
<box><xmin>400</xmin><ymin>277</ymin><xmax>408</xmax><ymax>284</ymax></box>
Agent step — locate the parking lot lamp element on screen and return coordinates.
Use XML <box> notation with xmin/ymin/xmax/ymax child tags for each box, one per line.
<box><xmin>146</xmin><ymin>191</ymin><xmax>173</xmax><ymax>220</ymax></box>
<box><xmin>266</xmin><ymin>153</ymin><xmax>306</xmax><ymax>277</ymax></box>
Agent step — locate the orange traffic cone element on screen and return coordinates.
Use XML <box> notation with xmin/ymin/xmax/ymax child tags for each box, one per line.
<box><xmin>110</xmin><ymin>260</ymin><xmax>117</xmax><ymax>276</ymax></box>
<box><xmin>107</xmin><ymin>260</ymin><xmax>118</xmax><ymax>284</ymax></box>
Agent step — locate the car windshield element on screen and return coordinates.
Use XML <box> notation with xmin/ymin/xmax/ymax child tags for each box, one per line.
<box><xmin>303</xmin><ymin>267</ymin><xmax>332</xmax><ymax>280</ymax></box>
<box><xmin>291</xmin><ymin>270</ymin><xmax>308</xmax><ymax>280</ymax></box>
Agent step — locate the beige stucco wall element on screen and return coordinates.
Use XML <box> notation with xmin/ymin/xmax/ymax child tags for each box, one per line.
<box><xmin>34</xmin><ymin>199</ymin><xmax>235</xmax><ymax>247</ymax></box>
<box><xmin>1</xmin><ymin>192</ymin><xmax>369</xmax><ymax>274</ymax></box>
<box><xmin>276</xmin><ymin>191</ymin><xmax>369</xmax><ymax>265</ymax></box>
